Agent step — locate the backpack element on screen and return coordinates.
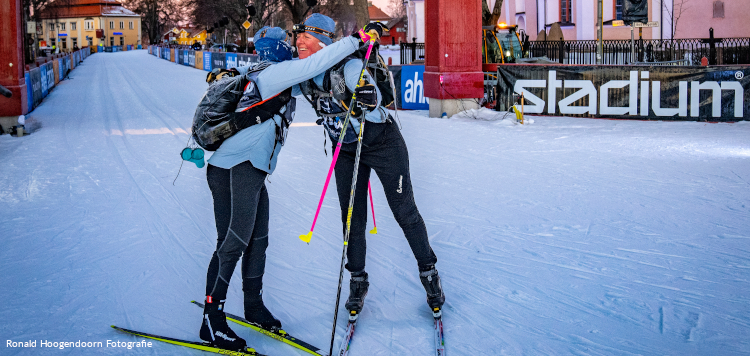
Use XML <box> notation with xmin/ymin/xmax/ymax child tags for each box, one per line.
<box><xmin>191</xmin><ymin>63</ymin><xmax>292</xmax><ymax>151</ymax></box>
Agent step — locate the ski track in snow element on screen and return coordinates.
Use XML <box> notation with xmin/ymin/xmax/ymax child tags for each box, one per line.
<box><xmin>1</xmin><ymin>51</ymin><xmax>750</xmax><ymax>355</ymax></box>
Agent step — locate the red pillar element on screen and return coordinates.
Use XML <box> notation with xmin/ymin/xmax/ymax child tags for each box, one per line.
<box><xmin>0</xmin><ymin>0</ymin><xmax>29</xmax><ymax>116</ymax></box>
<box><xmin>423</xmin><ymin>0</ymin><xmax>484</xmax><ymax>117</ymax></box>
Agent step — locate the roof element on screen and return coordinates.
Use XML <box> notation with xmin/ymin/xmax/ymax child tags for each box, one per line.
<box><xmin>38</xmin><ymin>0</ymin><xmax>139</xmax><ymax>19</ymax></box>
<box><xmin>368</xmin><ymin>5</ymin><xmax>392</xmax><ymax>22</ymax></box>
<box><xmin>386</xmin><ymin>15</ymin><xmax>406</xmax><ymax>30</ymax></box>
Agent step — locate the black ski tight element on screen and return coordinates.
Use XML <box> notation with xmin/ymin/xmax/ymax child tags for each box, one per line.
<box><xmin>333</xmin><ymin>120</ymin><xmax>438</xmax><ymax>273</ymax></box>
<box><xmin>205</xmin><ymin>161</ymin><xmax>269</xmax><ymax>302</ymax></box>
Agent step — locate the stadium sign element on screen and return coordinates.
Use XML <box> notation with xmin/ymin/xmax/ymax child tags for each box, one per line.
<box><xmin>496</xmin><ymin>65</ymin><xmax>749</xmax><ymax>121</ymax></box>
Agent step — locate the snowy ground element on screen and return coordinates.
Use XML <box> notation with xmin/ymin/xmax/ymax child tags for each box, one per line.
<box><xmin>2</xmin><ymin>50</ymin><xmax>750</xmax><ymax>355</ymax></box>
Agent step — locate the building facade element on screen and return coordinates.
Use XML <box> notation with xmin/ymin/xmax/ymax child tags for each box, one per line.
<box><xmin>39</xmin><ymin>0</ymin><xmax>141</xmax><ymax>51</ymax></box>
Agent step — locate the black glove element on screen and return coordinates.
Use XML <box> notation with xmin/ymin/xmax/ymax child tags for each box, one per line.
<box><xmin>363</xmin><ymin>22</ymin><xmax>387</xmax><ymax>39</ymax></box>
<box><xmin>206</xmin><ymin>68</ymin><xmax>239</xmax><ymax>84</ymax></box>
<box><xmin>354</xmin><ymin>83</ymin><xmax>378</xmax><ymax>110</ymax></box>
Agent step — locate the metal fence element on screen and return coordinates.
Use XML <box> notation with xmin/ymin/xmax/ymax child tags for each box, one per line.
<box><xmin>527</xmin><ymin>38</ymin><xmax>750</xmax><ymax>65</ymax></box>
<box><xmin>400</xmin><ymin>38</ymin><xmax>750</xmax><ymax>66</ymax></box>
<box><xmin>400</xmin><ymin>42</ymin><xmax>425</xmax><ymax>64</ymax></box>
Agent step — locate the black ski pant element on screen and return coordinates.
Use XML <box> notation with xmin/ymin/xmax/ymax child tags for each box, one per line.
<box><xmin>205</xmin><ymin>161</ymin><xmax>269</xmax><ymax>304</ymax></box>
<box><xmin>333</xmin><ymin>119</ymin><xmax>437</xmax><ymax>273</ymax></box>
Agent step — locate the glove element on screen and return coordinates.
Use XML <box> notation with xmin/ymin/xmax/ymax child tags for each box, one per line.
<box><xmin>351</xmin><ymin>28</ymin><xmax>380</xmax><ymax>45</ymax></box>
<box><xmin>363</xmin><ymin>22</ymin><xmax>387</xmax><ymax>39</ymax></box>
<box><xmin>206</xmin><ymin>68</ymin><xmax>239</xmax><ymax>84</ymax></box>
<box><xmin>354</xmin><ymin>82</ymin><xmax>378</xmax><ymax>110</ymax></box>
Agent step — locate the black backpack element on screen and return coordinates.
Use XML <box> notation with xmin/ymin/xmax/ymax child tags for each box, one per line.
<box><xmin>192</xmin><ymin>64</ymin><xmax>292</xmax><ymax>151</ymax></box>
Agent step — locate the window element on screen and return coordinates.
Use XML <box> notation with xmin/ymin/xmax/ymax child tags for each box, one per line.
<box><xmin>61</xmin><ymin>38</ymin><xmax>67</xmax><ymax>49</ymax></box>
<box><xmin>120</xmin><ymin>21</ymin><xmax>124</xmax><ymax>29</ymax></box>
<box><xmin>615</xmin><ymin>0</ymin><xmax>623</xmax><ymax>20</ymax></box>
<box><xmin>50</xmin><ymin>38</ymin><xmax>56</xmax><ymax>48</ymax></box>
<box><xmin>49</xmin><ymin>22</ymin><xmax>55</xmax><ymax>31</ymax></box>
<box><xmin>129</xmin><ymin>21</ymin><xmax>133</xmax><ymax>29</ymax></box>
<box><xmin>120</xmin><ymin>37</ymin><xmax>124</xmax><ymax>46</ymax></box>
<box><xmin>713</xmin><ymin>1</ymin><xmax>725</xmax><ymax>18</ymax></box>
<box><xmin>110</xmin><ymin>37</ymin><xmax>114</xmax><ymax>46</ymax></box>
<box><xmin>60</xmin><ymin>22</ymin><xmax>65</xmax><ymax>30</ymax></box>
<box><xmin>110</xmin><ymin>21</ymin><xmax>114</xmax><ymax>29</ymax></box>
<box><xmin>85</xmin><ymin>19</ymin><xmax>94</xmax><ymax>30</ymax></box>
<box><xmin>71</xmin><ymin>22</ymin><xmax>76</xmax><ymax>30</ymax></box>
<box><xmin>88</xmin><ymin>38</ymin><xmax>93</xmax><ymax>46</ymax></box>
<box><xmin>72</xmin><ymin>38</ymin><xmax>78</xmax><ymax>48</ymax></box>
<box><xmin>560</xmin><ymin>0</ymin><xmax>572</xmax><ymax>23</ymax></box>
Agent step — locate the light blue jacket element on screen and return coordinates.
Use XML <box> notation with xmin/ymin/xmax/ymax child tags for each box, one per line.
<box><xmin>301</xmin><ymin>58</ymin><xmax>387</xmax><ymax>136</ymax></box>
<box><xmin>207</xmin><ymin>37</ymin><xmax>360</xmax><ymax>172</ymax></box>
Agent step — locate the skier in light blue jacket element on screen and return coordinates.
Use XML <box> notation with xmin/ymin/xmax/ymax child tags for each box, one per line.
<box><xmin>199</xmin><ymin>26</ymin><xmax>379</xmax><ymax>352</ymax></box>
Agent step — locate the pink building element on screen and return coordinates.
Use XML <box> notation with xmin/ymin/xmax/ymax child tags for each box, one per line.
<box><xmin>492</xmin><ymin>0</ymin><xmax>750</xmax><ymax>40</ymax></box>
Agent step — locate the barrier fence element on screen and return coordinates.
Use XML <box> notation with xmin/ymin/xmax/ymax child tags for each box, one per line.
<box><xmin>495</xmin><ymin>64</ymin><xmax>750</xmax><ymax>122</ymax></box>
<box><xmin>147</xmin><ymin>45</ymin><xmax>261</xmax><ymax>71</ymax></box>
<box><xmin>400</xmin><ymin>37</ymin><xmax>750</xmax><ymax>66</ymax></box>
<box><xmin>25</xmin><ymin>47</ymin><xmax>91</xmax><ymax>113</ymax></box>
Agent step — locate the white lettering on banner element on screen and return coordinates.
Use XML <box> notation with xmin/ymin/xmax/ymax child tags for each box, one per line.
<box><xmin>513</xmin><ymin>70</ymin><xmax>744</xmax><ymax>118</ymax></box>
<box><xmin>404</xmin><ymin>71</ymin><xmax>429</xmax><ymax>104</ymax></box>
<box><xmin>513</xmin><ymin>79</ymin><xmax>546</xmax><ymax>113</ymax></box>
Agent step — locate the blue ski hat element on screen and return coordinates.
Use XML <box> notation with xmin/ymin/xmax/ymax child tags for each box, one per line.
<box><xmin>253</xmin><ymin>26</ymin><xmax>289</xmax><ymax>44</ymax></box>
<box><xmin>253</xmin><ymin>27</ymin><xmax>293</xmax><ymax>62</ymax></box>
<box><xmin>300</xmin><ymin>13</ymin><xmax>335</xmax><ymax>46</ymax></box>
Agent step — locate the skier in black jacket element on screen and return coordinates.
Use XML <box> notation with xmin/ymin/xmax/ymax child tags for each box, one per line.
<box><xmin>294</xmin><ymin>14</ymin><xmax>445</xmax><ymax>315</ymax></box>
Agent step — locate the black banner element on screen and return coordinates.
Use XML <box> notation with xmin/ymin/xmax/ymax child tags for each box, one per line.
<box><xmin>496</xmin><ymin>64</ymin><xmax>750</xmax><ymax>121</ymax></box>
<box><xmin>623</xmin><ymin>0</ymin><xmax>648</xmax><ymax>25</ymax></box>
<box><xmin>178</xmin><ymin>49</ymin><xmax>185</xmax><ymax>65</ymax></box>
<box><xmin>237</xmin><ymin>54</ymin><xmax>260</xmax><ymax>67</ymax></box>
<box><xmin>211</xmin><ymin>52</ymin><xmax>226</xmax><ymax>70</ymax></box>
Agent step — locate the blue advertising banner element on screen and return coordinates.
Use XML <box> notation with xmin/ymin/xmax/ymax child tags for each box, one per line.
<box><xmin>203</xmin><ymin>52</ymin><xmax>212</xmax><ymax>71</ymax></box>
<box><xmin>226</xmin><ymin>53</ymin><xmax>238</xmax><ymax>70</ymax></box>
<box><xmin>40</xmin><ymin>65</ymin><xmax>48</xmax><ymax>97</ymax></box>
<box><xmin>188</xmin><ymin>51</ymin><xmax>195</xmax><ymax>67</ymax></box>
<box><xmin>25</xmin><ymin>72</ymin><xmax>33</xmax><ymax>112</ymax></box>
<box><xmin>400</xmin><ymin>65</ymin><xmax>429</xmax><ymax>110</ymax></box>
<box><xmin>46</xmin><ymin>62</ymin><xmax>55</xmax><ymax>91</ymax></box>
<box><xmin>238</xmin><ymin>54</ymin><xmax>260</xmax><ymax>67</ymax></box>
<box><xmin>178</xmin><ymin>49</ymin><xmax>184</xmax><ymax>64</ymax></box>
<box><xmin>58</xmin><ymin>59</ymin><xmax>64</xmax><ymax>82</ymax></box>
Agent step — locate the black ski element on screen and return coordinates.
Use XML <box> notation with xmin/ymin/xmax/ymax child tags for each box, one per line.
<box><xmin>111</xmin><ymin>325</ymin><xmax>266</xmax><ymax>356</ymax></box>
<box><xmin>192</xmin><ymin>300</ymin><xmax>327</xmax><ymax>356</ymax></box>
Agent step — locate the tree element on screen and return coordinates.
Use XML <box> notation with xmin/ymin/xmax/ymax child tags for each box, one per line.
<box><xmin>122</xmin><ymin>0</ymin><xmax>182</xmax><ymax>45</ymax></box>
<box><xmin>386</xmin><ymin>0</ymin><xmax>405</xmax><ymax>18</ymax></box>
<box><xmin>320</xmin><ymin>0</ymin><xmax>369</xmax><ymax>38</ymax></box>
<box><xmin>662</xmin><ymin>0</ymin><xmax>690</xmax><ymax>40</ymax></box>
<box><xmin>482</xmin><ymin>0</ymin><xmax>502</xmax><ymax>27</ymax></box>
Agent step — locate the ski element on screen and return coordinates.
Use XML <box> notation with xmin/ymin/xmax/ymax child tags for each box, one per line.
<box><xmin>433</xmin><ymin>308</ymin><xmax>445</xmax><ymax>356</ymax></box>
<box><xmin>192</xmin><ymin>300</ymin><xmax>327</xmax><ymax>356</ymax></box>
<box><xmin>111</xmin><ymin>325</ymin><xmax>266</xmax><ymax>356</ymax></box>
<box><xmin>335</xmin><ymin>311</ymin><xmax>359</xmax><ymax>356</ymax></box>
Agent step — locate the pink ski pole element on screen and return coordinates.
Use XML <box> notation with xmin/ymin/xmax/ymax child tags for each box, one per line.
<box><xmin>368</xmin><ymin>181</ymin><xmax>377</xmax><ymax>234</ymax></box>
<box><xmin>299</xmin><ymin>32</ymin><xmax>378</xmax><ymax>244</ymax></box>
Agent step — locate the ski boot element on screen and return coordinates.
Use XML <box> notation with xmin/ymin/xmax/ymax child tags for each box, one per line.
<box><xmin>419</xmin><ymin>265</ymin><xmax>445</xmax><ymax>310</ymax></box>
<box><xmin>244</xmin><ymin>298</ymin><xmax>282</xmax><ymax>331</ymax></box>
<box><xmin>345</xmin><ymin>271</ymin><xmax>369</xmax><ymax>313</ymax></box>
<box><xmin>199</xmin><ymin>297</ymin><xmax>247</xmax><ymax>351</ymax></box>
